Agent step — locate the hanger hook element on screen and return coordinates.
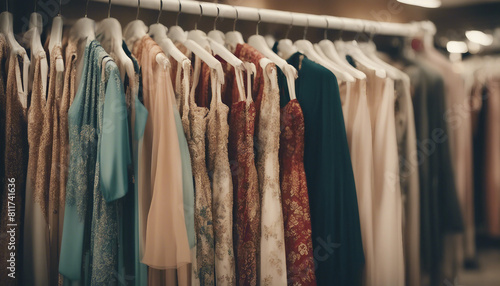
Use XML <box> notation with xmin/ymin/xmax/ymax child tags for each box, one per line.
<box><xmin>213</xmin><ymin>5</ymin><xmax>220</xmax><ymax>31</ymax></box>
<box><xmin>58</xmin><ymin>0</ymin><xmax>62</xmax><ymax>16</ymax></box>
<box><xmin>256</xmin><ymin>9</ymin><xmax>262</xmax><ymax>35</ymax></box>
<box><xmin>85</xmin><ymin>0</ymin><xmax>90</xmax><ymax>17</ymax></box>
<box><xmin>232</xmin><ymin>6</ymin><xmax>238</xmax><ymax>31</ymax></box>
<box><xmin>6</xmin><ymin>0</ymin><xmax>8</xmax><ymax>13</ymax></box>
<box><xmin>339</xmin><ymin>18</ymin><xmax>345</xmax><ymax>40</ymax></box>
<box><xmin>303</xmin><ymin>17</ymin><xmax>309</xmax><ymax>40</ymax></box>
<box><xmin>175</xmin><ymin>0</ymin><xmax>182</xmax><ymax>26</ymax></box>
<box><xmin>195</xmin><ymin>3</ymin><xmax>203</xmax><ymax>30</ymax></box>
<box><xmin>107</xmin><ymin>0</ymin><xmax>112</xmax><ymax>18</ymax></box>
<box><xmin>136</xmin><ymin>0</ymin><xmax>140</xmax><ymax>20</ymax></box>
<box><xmin>324</xmin><ymin>17</ymin><xmax>329</xmax><ymax>39</ymax></box>
<box><xmin>285</xmin><ymin>13</ymin><xmax>293</xmax><ymax>39</ymax></box>
<box><xmin>34</xmin><ymin>0</ymin><xmax>37</xmax><ymax>12</ymax></box>
<box><xmin>156</xmin><ymin>0</ymin><xmax>163</xmax><ymax>24</ymax></box>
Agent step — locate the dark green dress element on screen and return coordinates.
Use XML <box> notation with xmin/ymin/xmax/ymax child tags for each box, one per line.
<box><xmin>274</xmin><ymin>49</ymin><xmax>364</xmax><ymax>286</ymax></box>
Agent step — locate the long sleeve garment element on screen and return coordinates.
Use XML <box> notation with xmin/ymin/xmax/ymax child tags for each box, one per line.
<box><xmin>275</xmin><ymin>50</ymin><xmax>364</xmax><ymax>286</ymax></box>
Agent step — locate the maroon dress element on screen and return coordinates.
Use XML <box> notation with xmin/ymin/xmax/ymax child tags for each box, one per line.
<box><xmin>280</xmin><ymin>99</ymin><xmax>316</xmax><ymax>285</ymax></box>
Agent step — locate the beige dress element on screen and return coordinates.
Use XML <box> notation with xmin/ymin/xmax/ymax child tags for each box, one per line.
<box><xmin>133</xmin><ymin>35</ymin><xmax>191</xmax><ymax>285</ymax></box>
<box><xmin>339</xmin><ymin>78</ymin><xmax>376</xmax><ymax>286</ymax></box>
<box><xmin>23</xmin><ymin>49</ymin><xmax>50</xmax><ymax>286</ymax></box>
<box><xmin>207</xmin><ymin>69</ymin><xmax>236</xmax><ymax>285</ymax></box>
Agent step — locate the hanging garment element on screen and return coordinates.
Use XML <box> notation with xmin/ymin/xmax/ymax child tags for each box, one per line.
<box><xmin>233</xmin><ymin>43</ymin><xmax>287</xmax><ymax>286</ymax></box>
<box><xmin>185</xmin><ymin>47</ymin><xmax>215</xmax><ymax>286</ymax></box>
<box><xmin>59</xmin><ymin>40</ymin><xmax>131</xmax><ymax>285</ymax></box>
<box><xmin>206</xmin><ymin>70</ymin><xmax>236</xmax><ymax>285</ymax></box>
<box><xmin>121</xmin><ymin>42</ymin><xmax>148</xmax><ymax>286</ymax></box>
<box><xmin>339</xmin><ymin>78</ymin><xmax>376</xmax><ymax>286</ymax></box>
<box><xmin>357</xmin><ymin>62</ymin><xmax>405</xmax><ymax>286</ymax></box>
<box><xmin>404</xmin><ymin>60</ymin><xmax>464</xmax><ymax>286</ymax></box>
<box><xmin>223</xmin><ymin>60</ymin><xmax>260</xmax><ymax>286</ymax></box>
<box><xmin>132</xmin><ymin>36</ymin><xmax>191</xmax><ymax>285</ymax></box>
<box><xmin>0</xmin><ymin>38</ymin><xmax>29</xmax><ymax>286</ymax></box>
<box><xmin>274</xmin><ymin>50</ymin><xmax>364</xmax><ymax>286</ymax></box>
<box><xmin>279</xmin><ymin>98</ymin><xmax>316</xmax><ymax>285</ymax></box>
<box><xmin>393</xmin><ymin>74</ymin><xmax>421</xmax><ymax>286</ymax></box>
<box><xmin>0</xmin><ymin>34</ymin><xmax>6</xmax><ymax>210</ymax></box>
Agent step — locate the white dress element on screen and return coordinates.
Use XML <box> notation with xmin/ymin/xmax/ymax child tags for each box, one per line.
<box><xmin>360</xmin><ymin>63</ymin><xmax>405</xmax><ymax>286</ymax></box>
<box><xmin>339</xmin><ymin>78</ymin><xmax>376</xmax><ymax>286</ymax></box>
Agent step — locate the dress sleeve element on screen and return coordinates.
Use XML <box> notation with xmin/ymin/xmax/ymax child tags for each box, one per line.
<box><xmin>100</xmin><ymin>66</ymin><xmax>131</xmax><ymax>202</ymax></box>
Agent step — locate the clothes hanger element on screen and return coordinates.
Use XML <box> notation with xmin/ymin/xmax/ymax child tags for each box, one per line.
<box><xmin>27</xmin><ymin>1</ymin><xmax>48</xmax><ymax>95</ymax></box>
<box><xmin>123</xmin><ymin>0</ymin><xmax>170</xmax><ymax>71</ymax></box>
<box><xmin>149</xmin><ymin>0</ymin><xmax>189</xmax><ymax>65</ymax></box>
<box><xmin>293</xmin><ymin>17</ymin><xmax>354</xmax><ymax>82</ymax></box>
<box><xmin>207</xmin><ymin>6</ymin><xmax>225</xmax><ymax>46</ymax></box>
<box><xmin>335</xmin><ymin>21</ymin><xmax>386</xmax><ymax>78</ymax></box>
<box><xmin>187</xmin><ymin>4</ymin><xmax>245</xmax><ymax>100</ymax></box>
<box><xmin>69</xmin><ymin>0</ymin><xmax>95</xmax><ymax>44</ymax></box>
<box><xmin>166</xmin><ymin>1</ymin><xmax>224</xmax><ymax>84</ymax></box>
<box><xmin>248</xmin><ymin>10</ymin><xmax>297</xmax><ymax>100</ymax></box>
<box><xmin>318</xmin><ymin>17</ymin><xmax>365</xmax><ymax>80</ymax></box>
<box><xmin>48</xmin><ymin>0</ymin><xmax>64</xmax><ymax>72</ymax></box>
<box><xmin>96</xmin><ymin>0</ymin><xmax>135</xmax><ymax>82</ymax></box>
<box><xmin>359</xmin><ymin>23</ymin><xmax>401</xmax><ymax>79</ymax></box>
<box><xmin>0</xmin><ymin>0</ymin><xmax>30</xmax><ymax>108</ymax></box>
<box><xmin>276</xmin><ymin>13</ymin><xmax>298</xmax><ymax>60</ymax></box>
<box><xmin>225</xmin><ymin>6</ymin><xmax>245</xmax><ymax>52</ymax></box>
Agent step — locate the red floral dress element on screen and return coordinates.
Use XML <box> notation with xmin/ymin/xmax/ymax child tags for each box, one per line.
<box><xmin>280</xmin><ymin>99</ymin><xmax>316</xmax><ymax>285</ymax></box>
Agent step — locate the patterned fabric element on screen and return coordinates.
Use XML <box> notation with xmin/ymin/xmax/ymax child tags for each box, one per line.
<box><xmin>279</xmin><ymin>99</ymin><xmax>316</xmax><ymax>285</ymax></box>
<box><xmin>234</xmin><ymin>44</ymin><xmax>287</xmax><ymax>285</ymax></box>
<box><xmin>229</xmin><ymin>98</ymin><xmax>260</xmax><ymax>286</ymax></box>
<box><xmin>207</xmin><ymin>71</ymin><xmax>236</xmax><ymax>285</ymax></box>
<box><xmin>187</xmin><ymin>48</ymin><xmax>215</xmax><ymax>285</ymax></box>
<box><xmin>0</xmin><ymin>41</ymin><xmax>29</xmax><ymax>286</ymax></box>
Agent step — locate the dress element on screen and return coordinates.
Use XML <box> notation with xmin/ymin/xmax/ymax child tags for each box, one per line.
<box><xmin>59</xmin><ymin>40</ymin><xmax>131</xmax><ymax>285</ymax></box>
<box><xmin>227</xmin><ymin>63</ymin><xmax>260</xmax><ymax>286</ymax></box>
<box><xmin>186</xmin><ymin>48</ymin><xmax>215</xmax><ymax>286</ymax></box>
<box><xmin>234</xmin><ymin>43</ymin><xmax>287</xmax><ymax>286</ymax></box>
<box><xmin>274</xmin><ymin>49</ymin><xmax>364</xmax><ymax>286</ymax></box>
<box><xmin>207</xmin><ymin>70</ymin><xmax>236</xmax><ymax>285</ymax></box>
<box><xmin>0</xmin><ymin>40</ymin><xmax>29</xmax><ymax>286</ymax></box>
<box><xmin>132</xmin><ymin>36</ymin><xmax>191</xmax><ymax>284</ymax></box>
<box><xmin>339</xmin><ymin>78</ymin><xmax>376</xmax><ymax>286</ymax></box>
<box><xmin>279</xmin><ymin>99</ymin><xmax>316</xmax><ymax>285</ymax></box>
<box><xmin>357</xmin><ymin>63</ymin><xmax>404</xmax><ymax>286</ymax></box>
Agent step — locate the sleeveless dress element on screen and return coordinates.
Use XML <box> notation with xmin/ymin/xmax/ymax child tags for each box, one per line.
<box><xmin>207</xmin><ymin>69</ymin><xmax>236</xmax><ymax>285</ymax></box>
<box><xmin>23</xmin><ymin>49</ymin><xmax>50</xmax><ymax>286</ymax></box>
<box><xmin>234</xmin><ymin>44</ymin><xmax>287</xmax><ymax>286</ymax></box>
<box><xmin>228</xmin><ymin>71</ymin><xmax>260</xmax><ymax>286</ymax></box>
<box><xmin>279</xmin><ymin>99</ymin><xmax>316</xmax><ymax>285</ymax></box>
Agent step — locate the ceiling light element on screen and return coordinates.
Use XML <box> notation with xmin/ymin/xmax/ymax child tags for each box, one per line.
<box><xmin>447</xmin><ymin>41</ymin><xmax>468</xmax><ymax>54</ymax></box>
<box><xmin>397</xmin><ymin>0</ymin><xmax>441</xmax><ymax>8</ymax></box>
<box><xmin>465</xmin><ymin>30</ymin><xmax>493</xmax><ymax>46</ymax></box>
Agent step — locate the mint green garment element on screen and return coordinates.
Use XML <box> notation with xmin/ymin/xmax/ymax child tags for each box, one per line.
<box><xmin>173</xmin><ymin>105</ymin><xmax>196</xmax><ymax>249</ymax></box>
<box><xmin>60</xmin><ymin>40</ymin><xmax>131</xmax><ymax>285</ymax></box>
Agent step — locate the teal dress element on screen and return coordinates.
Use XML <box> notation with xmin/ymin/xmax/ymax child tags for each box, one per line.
<box><xmin>120</xmin><ymin>42</ymin><xmax>149</xmax><ymax>286</ymax></box>
<box><xmin>273</xmin><ymin>49</ymin><xmax>364</xmax><ymax>286</ymax></box>
<box><xmin>59</xmin><ymin>40</ymin><xmax>131</xmax><ymax>285</ymax></box>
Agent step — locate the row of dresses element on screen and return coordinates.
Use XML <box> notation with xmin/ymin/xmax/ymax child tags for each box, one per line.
<box><xmin>0</xmin><ymin>15</ymin><xmax>476</xmax><ymax>286</ymax></box>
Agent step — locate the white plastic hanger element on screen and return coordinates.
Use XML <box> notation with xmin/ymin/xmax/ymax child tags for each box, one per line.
<box><xmin>293</xmin><ymin>18</ymin><xmax>354</xmax><ymax>83</ymax></box>
<box><xmin>149</xmin><ymin>0</ymin><xmax>188</xmax><ymax>65</ymax></box>
<box><xmin>26</xmin><ymin>7</ymin><xmax>48</xmax><ymax>96</ymax></box>
<box><xmin>276</xmin><ymin>13</ymin><xmax>298</xmax><ymax>60</ymax></box>
<box><xmin>225</xmin><ymin>6</ymin><xmax>245</xmax><ymax>52</ymax></box>
<box><xmin>0</xmin><ymin>1</ymin><xmax>30</xmax><ymax>108</ymax></box>
<box><xmin>207</xmin><ymin>6</ymin><xmax>225</xmax><ymax>46</ymax></box>
<box><xmin>167</xmin><ymin>2</ymin><xmax>224</xmax><ymax>83</ymax></box>
<box><xmin>96</xmin><ymin>0</ymin><xmax>135</xmax><ymax>83</ymax></box>
<box><xmin>248</xmin><ymin>10</ymin><xmax>297</xmax><ymax>100</ymax></box>
<box><xmin>318</xmin><ymin>18</ymin><xmax>365</xmax><ymax>80</ymax></box>
<box><xmin>69</xmin><ymin>0</ymin><xmax>95</xmax><ymax>45</ymax></box>
<box><xmin>48</xmin><ymin>0</ymin><xmax>64</xmax><ymax>72</ymax></box>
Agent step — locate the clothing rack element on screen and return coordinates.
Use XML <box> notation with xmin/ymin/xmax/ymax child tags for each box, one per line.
<box><xmin>92</xmin><ymin>0</ymin><xmax>434</xmax><ymax>37</ymax></box>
